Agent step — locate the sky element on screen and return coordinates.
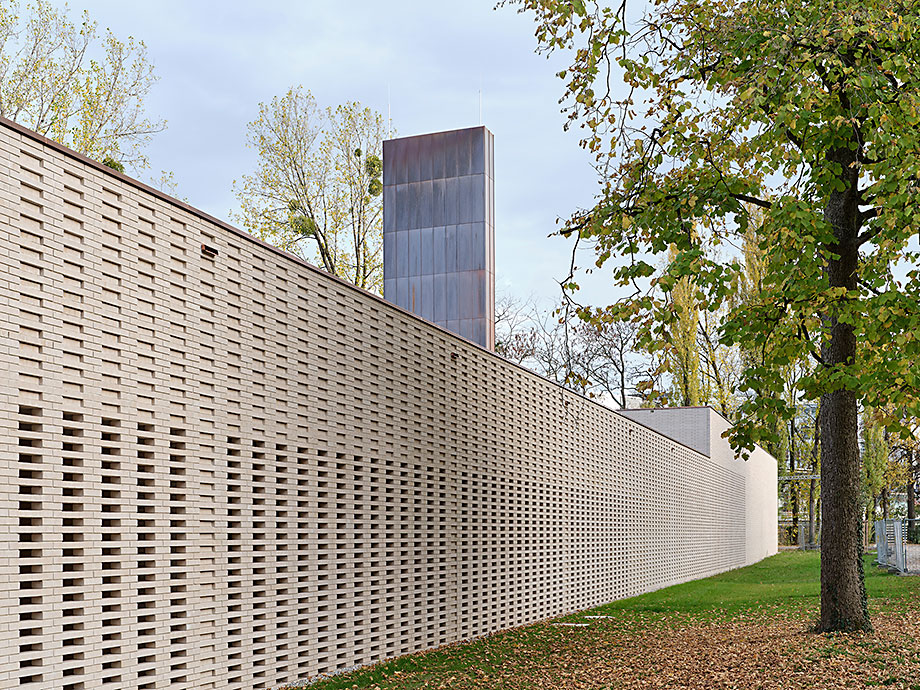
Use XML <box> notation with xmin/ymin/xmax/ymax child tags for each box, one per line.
<box><xmin>46</xmin><ymin>0</ymin><xmax>615</xmax><ymax>307</ymax></box>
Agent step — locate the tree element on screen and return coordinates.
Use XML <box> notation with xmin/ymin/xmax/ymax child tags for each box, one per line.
<box><xmin>639</xmin><ymin>243</ymin><xmax>744</xmax><ymax>413</ymax></box>
<box><xmin>527</xmin><ymin>307</ymin><xmax>589</xmax><ymax>393</ymax></box>
<box><xmin>495</xmin><ymin>291</ymin><xmax>654</xmax><ymax>408</ymax></box>
<box><xmin>0</xmin><ymin>0</ymin><xmax>163</xmax><ymax>169</ymax></box>
<box><xmin>698</xmin><ymin>305</ymin><xmax>742</xmax><ymax>417</ymax></box>
<box><xmin>889</xmin><ymin>421</ymin><xmax>920</xmax><ymax>539</ymax></box>
<box><xmin>577</xmin><ymin>318</ymin><xmax>648</xmax><ymax>409</ymax></box>
<box><xmin>516</xmin><ymin>0</ymin><xmax>920</xmax><ymax>631</ymax></box>
<box><xmin>862</xmin><ymin>410</ymin><xmax>893</xmax><ymax>518</ymax></box>
<box><xmin>667</xmin><ymin>252</ymin><xmax>702</xmax><ymax>407</ymax></box>
<box><xmin>641</xmin><ymin>243</ymin><xmax>744</xmax><ymax>414</ymax></box>
<box><xmin>235</xmin><ymin>87</ymin><xmax>387</xmax><ymax>292</ymax></box>
<box><xmin>866</xmin><ymin>410</ymin><xmax>918</xmax><ymax>529</ymax></box>
<box><xmin>495</xmin><ymin>291</ymin><xmax>539</xmax><ymax>364</ymax></box>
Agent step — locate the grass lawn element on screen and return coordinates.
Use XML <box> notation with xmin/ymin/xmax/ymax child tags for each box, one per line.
<box><xmin>291</xmin><ymin>552</ymin><xmax>920</xmax><ymax>690</ymax></box>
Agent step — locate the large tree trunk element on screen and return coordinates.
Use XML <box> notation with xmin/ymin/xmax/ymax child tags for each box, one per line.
<box><xmin>819</xmin><ymin>386</ymin><xmax>867</xmax><ymax>631</ymax></box>
<box><xmin>817</xmin><ymin>146</ymin><xmax>870</xmax><ymax>633</ymax></box>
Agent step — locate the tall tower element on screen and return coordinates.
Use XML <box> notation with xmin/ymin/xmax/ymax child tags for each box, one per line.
<box><xmin>382</xmin><ymin>126</ymin><xmax>495</xmax><ymax>350</ymax></box>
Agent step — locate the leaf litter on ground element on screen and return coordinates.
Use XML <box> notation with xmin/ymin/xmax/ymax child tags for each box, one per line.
<box><xmin>292</xmin><ymin>552</ymin><xmax>920</xmax><ymax>690</ymax></box>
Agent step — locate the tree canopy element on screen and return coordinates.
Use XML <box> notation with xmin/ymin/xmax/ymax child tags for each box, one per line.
<box><xmin>235</xmin><ymin>87</ymin><xmax>388</xmax><ymax>292</ymax></box>
<box><xmin>0</xmin><ymin>0</ymin><xmax>164</xmax><ymax>169</ymax></box>
<box><xmin>515</xmin><ymin>0</ymin><xmax>920</xmax><ymax>632</ymax></box>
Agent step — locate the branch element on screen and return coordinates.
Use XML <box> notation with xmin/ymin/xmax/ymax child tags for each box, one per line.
<box><xmin>784</xmin><ymin>128</ymin><xmax>805</xmax><ymax>151</ymax></box>
<box><xmin>856</xmin><ymin>150</ymin><xmax>884</xmax><ymax>165</ymax></box>
<box><xmin>730</xmin><ymin>192</ymin><xmax>772</xmax><ymax>209</ymax></box>
<box><xmin>701</xmin><ymin>139</ymin><xmax>773</xmax><ymax>210</ymax></box>
<box><xmin>798</xmin><ymin>319</ymin><xmax>826</xmax><ymax>366</ymax></box>
<box><xmin>857</xmin><ymin>278</ymin><xmax>883</xmax><ymax>297</ymax></box>
<box><xmin>856</xmin><ymin>211</ymin><xmax>880</xmax><ymax>245</ymax></box>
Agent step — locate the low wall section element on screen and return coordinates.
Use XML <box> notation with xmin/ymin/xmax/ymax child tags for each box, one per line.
<box><xmin>0</xmin><ymin>119</ymin><xmax>776</xmax><ymax>690</ymax></box>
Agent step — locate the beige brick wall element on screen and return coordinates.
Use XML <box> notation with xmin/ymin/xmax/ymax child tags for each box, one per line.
<box><xmin>0</xmin><ymin>119</ymin><xmax>776</xmax><ymax>690</ymax></box>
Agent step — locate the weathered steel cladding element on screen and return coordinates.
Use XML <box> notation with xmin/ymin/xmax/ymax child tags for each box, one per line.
<box><xmin>383</xmin><ymin>127</ymin><xmax>495</xmax><ymax>349</ymax></box>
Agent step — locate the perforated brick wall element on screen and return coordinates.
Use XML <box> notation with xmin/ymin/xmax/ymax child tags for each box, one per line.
<box><xmin>0</xmin><ymin>119</ymin><xmax>776</xmax><ymax>689</ymax></box>
<box><xmin>619</xmin><ymin>407</ymin><xmax>712</xmax><ymax>457</ymax></box>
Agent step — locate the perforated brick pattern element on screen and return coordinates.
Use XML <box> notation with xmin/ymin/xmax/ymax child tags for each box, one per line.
<box><xmin>0</xmin><ymin>120</ymin><xmax>774</xmax><ymax>689</ymax></box>
<box><xmin>619</xmin><ymin>407</ymin><xmax>712</xmax><ymax>457</ymax></box>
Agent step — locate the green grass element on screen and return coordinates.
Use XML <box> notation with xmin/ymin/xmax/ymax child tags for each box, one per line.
<box><xmin>294</xmin><ymin>625</ymin><xmax>549</xmax><ymax>690</ymax></box>
<box><xmin>294</xmin><ymin>552</ymin><xmax>919</xmax><ymax>689</ymax></box>
<box><xmin>581</xmin><ymin>551</ymin><xmax>917</xmax><ymax>620</ymax></box>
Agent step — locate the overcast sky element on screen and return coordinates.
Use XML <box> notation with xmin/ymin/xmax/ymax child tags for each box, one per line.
<box><xmin>46</xmin><ymin>0</ymin><xmax>618</xmax><ymax>306</ymax></box>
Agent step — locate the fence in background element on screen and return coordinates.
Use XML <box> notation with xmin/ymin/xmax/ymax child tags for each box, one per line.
<box><xmin>778</xmin><ymin>522</ymin><xmax>820</xmax><ymax>549</ymax></box>
<box><xmin>876</xmin><ymin>520</ymin><xmax>907</xmax><ymax>572</ymax></box>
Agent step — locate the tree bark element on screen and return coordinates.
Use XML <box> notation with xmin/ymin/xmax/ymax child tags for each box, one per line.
<box><xmin>908</xmin><ymin>448</ymin><xmax>916</xmax><ymax>519</ymax></box>
<box><xmin>907</xmin><ymin>470</ymin><xmax>916</xmax><ymax>544</ymax></box>
<box><xmin>819</xmin><ymin>385</ymin><xmax>867</xmax><ymax>631</ymax></box>
<box><xmin>791</xmin><ymin>417</ymin><xmax>799</xmax><ymax>544</ymax></box>
<box><xmin>817</xmin><ymin>496</ymin><xmax>822</xmax><ymax>541</ymax></box>
<box><xmin>809</xmin><ymin>478</ymin><xmax>816</xmax><ymax>545</ymax></box>
<box><xmin>809</xmin><ymin>420</ymin><xmax>819</xmax><ymax>546</ymax></box>
<box><xmin>817</xmin><ymin>145</ymin><xmax>870</xmax><ymax>633</ymax></box>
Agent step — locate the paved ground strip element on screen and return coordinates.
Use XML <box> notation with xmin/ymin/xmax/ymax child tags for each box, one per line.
<box><xmin>906</xmin><ymin>543</ymin><xmax>920</xmax><ymax>573</ymax></box>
